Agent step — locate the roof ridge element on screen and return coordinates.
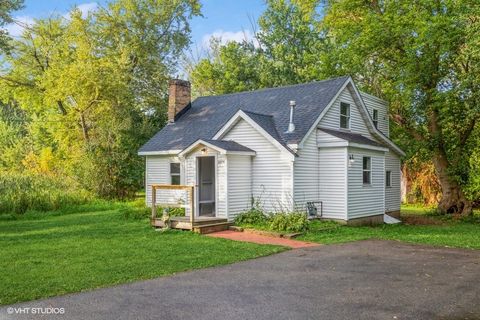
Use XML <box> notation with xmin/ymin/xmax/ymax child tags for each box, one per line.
<box><xmin>196</xmin><ymin>75</ymin><xmax>351</xmax><ymax>100</ymax></box>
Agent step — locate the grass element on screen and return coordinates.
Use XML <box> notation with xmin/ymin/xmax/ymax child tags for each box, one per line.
<box><xmin>298</xmin><ymin>205</ymin><xmax>480</xmax><ymax>249</ymax></box>
<box><xmin>0</xmin><ymin>203</ymin><xmax>285</xmax><ymax>305</ymax></box>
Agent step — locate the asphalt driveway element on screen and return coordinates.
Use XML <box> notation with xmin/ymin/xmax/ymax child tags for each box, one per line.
<box><xmin>1</xmin><ymin>240</ymin><xmax>479</xmax><ymax>320</ymax></box>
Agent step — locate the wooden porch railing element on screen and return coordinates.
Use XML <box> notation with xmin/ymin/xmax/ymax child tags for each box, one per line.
<box><xmin>151</xmin><ymin>184</ymin><xmax>195</xmax><ymax>227</ymax></box>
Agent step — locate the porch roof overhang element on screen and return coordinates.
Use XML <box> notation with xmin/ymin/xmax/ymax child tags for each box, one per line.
<box><xmin>178</xmin><ymin>139</ymin><xmax>256</xmax><ymax>157</ymax></box>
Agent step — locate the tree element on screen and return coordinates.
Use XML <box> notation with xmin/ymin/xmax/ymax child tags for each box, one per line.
<box><xmin>0</xmin><ymin>0</ymin><xmax>201</xmax><ymax>198</ymax></box>
<box><xmin>189</xmin><ymin>0</ymin><xmax>326</xmax><ymax>94</ymax></box>
<box><xmin>0</xmin><ymin>0</ymin><xmax>23</xmax><ymax>53</ymax></box>
<box><xmin>323</xmin><ymin>0</ymin><xmax>480</xmax><ymax>215</ymax></box>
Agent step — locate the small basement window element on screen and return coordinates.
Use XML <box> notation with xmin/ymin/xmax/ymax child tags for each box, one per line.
<box><xmin>340</xmin><ymin>102</ymin><xmax>350</xmax><ymax>129</ymax></box>
<box><xmin>372</xmin><ymin>109</ymin><xmax>378</xmax><ymax>128</ymax></box>
<box><xmin>170</xmin><ymin>163</ymin><xmax>180</xmax><ymax>185</ymax></box>
<box><xmin>363</xmin><ymin>157</ymin><xmax>371</xmax><ymax>185</ymax></box>
<box><xmin>386</xmin><ymin>170</ymin><xmax>391</xmax><ymax>187</ymax></box>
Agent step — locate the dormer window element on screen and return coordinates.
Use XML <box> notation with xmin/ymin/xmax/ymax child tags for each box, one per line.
<box><xmin>372</xmin><ymin>109</ymin><xmax>378</xmax><ymax>128</ymax></box>
<box><xmin>340</xmin><ymin>102</ymin><xmax>350</xmax><ymax>129</ymax></box>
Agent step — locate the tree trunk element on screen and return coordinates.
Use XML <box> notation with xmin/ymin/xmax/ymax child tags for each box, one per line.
<box><xmin>432</xmin><ymin>151</ymin><xmax>472</xmax><ymax>216</ymax></box>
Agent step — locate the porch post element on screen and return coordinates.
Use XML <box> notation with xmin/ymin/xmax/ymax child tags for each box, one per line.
<box><xmin>151</xmin><ymin>185</ymin><xmax>157</xmax><ymax>219</ymax></box>
<box><xmin>189</xmin><ymin>186</ymin><xmax>194</xmax><ymax>228</ymax></box>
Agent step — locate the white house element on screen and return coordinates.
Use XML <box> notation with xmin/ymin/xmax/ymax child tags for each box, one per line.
<box><xmin>138</xmin><ymin>76</ymin><xmax>404</xmax><ymax>225</ymax></box>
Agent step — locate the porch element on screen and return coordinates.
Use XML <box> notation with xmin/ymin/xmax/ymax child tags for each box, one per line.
<box><xmin>149</xmin><ymin>184</ymin><xmax>232</xmax><ymax>234</ymax></box>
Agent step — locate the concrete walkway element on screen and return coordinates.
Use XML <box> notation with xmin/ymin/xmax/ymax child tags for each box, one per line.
<box><xmin>206</xmin><ymin>230</ymin><xmax>319</xmax><ymax>248</ymax></box>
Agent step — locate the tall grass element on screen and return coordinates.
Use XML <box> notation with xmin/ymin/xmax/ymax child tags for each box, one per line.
<box><xmin>0</xmin><ymin>172</ymin><xmax>92</xmax><ymax>214</ymax></box>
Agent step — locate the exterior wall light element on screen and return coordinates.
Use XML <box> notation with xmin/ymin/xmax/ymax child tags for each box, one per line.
<box><xmin>349</xmin><ymin>154</ymin><xmax>355</xmax><ymax>167</ymax></box>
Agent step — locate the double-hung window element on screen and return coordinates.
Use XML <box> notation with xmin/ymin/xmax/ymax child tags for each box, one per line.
<box><xmin>363</xmin><ymin>157</ymin><xmax>371</xmax><ymax>185</ymax></box>
<box><xmin>170</xmin><ymin>163</ymin><xmax>180</xmax><ymax>185</ymax></box>
<box><xmin>372</xmin><ymin>109</ymin><xmax>378</xmax><ymax>129</ymax></box>
<box><xmin>385</xmin><ymin>170</ymin><xmax>391</xmax><ymax>187</ymax></box>
<box><xmin>340</xmin><ymin>102</ymin><xmax>350</xmax><ymax>129</ymax></box>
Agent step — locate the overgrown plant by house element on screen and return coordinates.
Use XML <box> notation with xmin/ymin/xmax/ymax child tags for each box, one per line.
<box><xmin>235</xmin><ymin>209</ymin><xmax>309</xmax><ymax>233</ymax></box>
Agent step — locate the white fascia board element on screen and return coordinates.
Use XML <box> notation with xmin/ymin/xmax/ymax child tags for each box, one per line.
<box><xmin>213</xmin><ymin>110</ymin><xmax>295</xmax><ymax>161</ymax></box>
<box><xmin>178</xmin><ymin>139</ymin><xmax>224</xmax><ymax>157</ymax></box>
<box><xmin>178</xmin><ymin>139</ymin><xmax>256</xmax><ymax>157</ymax></box>
<box><xmin>138</xmin><ymin>150</ymin><xmax>181</xmax><ymax>156</ymax></box>
<box><xmin>349</xmin><ymin>142</ymin><xmax>388</xmax><ymax>152</ymax></box>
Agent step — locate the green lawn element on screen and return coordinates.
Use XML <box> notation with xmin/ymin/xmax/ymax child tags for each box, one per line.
<box><xmin>299</xmin><ymin>206</ymin><xmax>480</xmax><ymax>249</ymax></box>
<box><xmin>0</xmin><ymin>204</ymin><xmax>284</xmax><ymax>305</ymax></box>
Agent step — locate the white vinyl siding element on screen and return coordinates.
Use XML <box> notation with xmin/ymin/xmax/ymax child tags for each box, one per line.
<box><xmin>318</xmin><ymin>147</ymin><xmax>347</xmax><ymax>220</ymax></box>
<box><xmin>320</xmin><ymin>87</ymin><xmax>374</xmax><ymax>139</ymax></box>
<box><xmin>347</xmin><ymin>147</ymin><xmax>385</xmax><ymax>219</ymax></box>
<box><xmin>227</xmin><ymin>154</ymin><xmax>252</xmax><ymax>219</ymax></box>
<box><xmin>294</xmin><ymin>130</ymin><xmax>319</xmax><ymax>210</ymax></box>
<box><xmin>360</xmin><ymin>92</ymin><xmax>389</xmax><ymax>137</ymax></box>
<box><xmin>385</xmin><ymin>151</ymin><xmax>401</xmax><ymax>213</ymax></box>
<box><xmin>145</xmin><ymin>155</ymin><xmax>190</xmax><ymax>216</ymax></box>
<box><xmin>223</xmin><ymin>119</ymin><xmax>294</xmax><ymax>212</ymax></box>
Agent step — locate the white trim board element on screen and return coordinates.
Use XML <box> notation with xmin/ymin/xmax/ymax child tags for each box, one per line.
<box><xmin>178</xmin><ymin>139</ymin><xmax>256</xmax><ymax>157</ymax></box>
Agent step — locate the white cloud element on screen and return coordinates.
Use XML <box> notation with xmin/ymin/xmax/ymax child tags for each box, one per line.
<box><xmin>201</xmin><ymin>29</ymin><xmax>256</xmax><ymax>49</ymax></box>
<box><xmin>64</xmin><ymin>2</ymin><xmax>99</xmax><ymax>19</ymax></box>
<box><xmin>5</xmin><ymin>15</ymin><xmax>35</xmax><ymax>38</ymax></box>
<box><xmin>74</xmin><ymin>2</ymin><xmax>99</xmax><ymax>18</ymax></box>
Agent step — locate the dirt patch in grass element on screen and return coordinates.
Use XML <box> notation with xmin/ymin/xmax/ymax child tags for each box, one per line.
<box><xmin>401</xmin><ymin>214</ymin><xmax>445</xmax><ymax>225</ymax></box>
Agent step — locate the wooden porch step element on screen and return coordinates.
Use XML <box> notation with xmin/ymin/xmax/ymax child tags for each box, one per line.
<box><xmin>193</xmin><ymin>222</ymin><xmax>233</xmax><ymax>234</ymax></box>
<box><xmin>192</xmin><ymin>218</ymin><xmax>228</xmax><ymax>226</ymax></box>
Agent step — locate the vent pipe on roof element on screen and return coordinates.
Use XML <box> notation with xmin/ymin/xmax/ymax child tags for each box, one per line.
<box><xmin>287</xmin><ymin>100</ymin><xmax>296</xmax><ymax>133</ymax></box>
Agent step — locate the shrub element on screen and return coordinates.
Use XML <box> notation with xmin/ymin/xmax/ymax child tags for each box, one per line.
<box><xmin>235</xmin><ymin>208</ymin><xmax>268</xmax><ymax>225</ymax></box>
<box><xmin>0</xmin><ymin>172</ymin><xmax>92</xmax><ymax>214</ymax></box>
<box><xmin>269</xmin><ymin>212</ymin><xmax>309</xmax><ymax>233</ymax></box>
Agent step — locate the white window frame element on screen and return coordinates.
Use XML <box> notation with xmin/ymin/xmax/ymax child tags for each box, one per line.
<box><xmin>363</xmin><ymin>157</ymin><xmax>371</xmax><ymax>185</ymax></box>
<box><xmin>170</xmin><ymin>162</ymin><xmax>181</xmax><ymax>185</ymax></box>
<box><xmin>372</xmin><ymin>109</ymin><xmax>378</xmax><ymax>129</ymax></box>
<box><xmin>340</xmin><ymin>102</ymin><xmax>350</xmax><ymax>129</ymax></box>
<box><xmin>385</xmin><ymin>170</ymin><xmax>391</xmax><ymax>187</ymax></box>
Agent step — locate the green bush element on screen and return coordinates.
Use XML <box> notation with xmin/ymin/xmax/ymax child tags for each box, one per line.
<box><xmin>269</xmin><ymin>212</ymin><xmax>309</xmax><ymax>233</ymax></box>
<box><xmin>235</xmin><ymin>208</ymin><xmax>268</xmax><ymax>225</ymax></box>
<box><xmin>0</xmin><ymin>172</ymin><xmax>92</xmax><ymax>214</ymax></box>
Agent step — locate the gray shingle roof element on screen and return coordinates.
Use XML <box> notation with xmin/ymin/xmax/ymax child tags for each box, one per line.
<box><xmin>139</xmin><ymin>76</ymin><xmax>350</xmax><ymax>153</ymax></box>
<box><xmin>318</xmin><ymin>128</ymin><xmax>385</xmax><ymax>148</ymax></box>
<box><xmin>202</xmin><ymin>140</ymin><xmax>255</xmax><ymax>153</ymax></box>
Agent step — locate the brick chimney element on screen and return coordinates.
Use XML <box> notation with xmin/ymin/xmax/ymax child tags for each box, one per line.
<box><xmin>168</xmin><ymin>79</ymin><xmax>191</xmax><ymax>123</ymax></box>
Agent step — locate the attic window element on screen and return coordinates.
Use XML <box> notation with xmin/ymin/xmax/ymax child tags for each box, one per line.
<box><xmin>373</xmin><ymin>109</ymin><xmax>379</xmax><ymax>128</ymax></box>
<box><xmin>340</xmin><ymin>102</ymin><xmax>350</xmax><ymax>129</ymax></box>
<box><xmin>170</xmin><ymin>163</ymin><xmax>180</xmax><ymax>185</ymax></box>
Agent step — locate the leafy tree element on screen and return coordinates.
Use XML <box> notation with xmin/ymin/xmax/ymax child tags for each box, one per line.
<box><xmin>189</xmin><ymin>40</ymin><xmax>260</xmax><ymax>96</ymax></box>
<box><xmin>323</xmin><ymin>0</ymin><xmax>480</xmax><ymax>215</ymax></box>
<box><xmin>0</xmin><ymin>0</ymin><xmax>23</xmax><ymax>53</ymax></box>
<box><xmin>0</xmin><ymin>0</ymin><xmax>201</xmax><ymax>198</ymax></box>
<box><xmin>190</xmin><ymin>0</ymin><xmax>326</xmax><ymax>94</ymax></box>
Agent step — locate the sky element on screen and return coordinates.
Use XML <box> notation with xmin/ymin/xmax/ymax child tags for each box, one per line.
<box><xmin>6</xmin><ymin>0</ymin><xmax>266</xmax><ymax>52</ymax></box>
